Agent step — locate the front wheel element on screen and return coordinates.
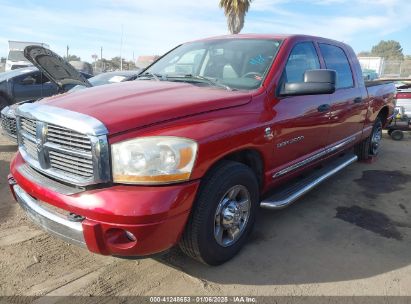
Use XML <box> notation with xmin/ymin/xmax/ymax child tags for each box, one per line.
<box><xmin>179</xmin><ymin>161</ymin><xmax>259</xmax><ymax>265</ymax></box>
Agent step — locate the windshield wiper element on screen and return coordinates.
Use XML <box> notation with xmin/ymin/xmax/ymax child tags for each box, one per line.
<box><xmin>136</xmin><ymin>72</ymin><xmax>163</xmax><ymax>81</ymax></box>
<box><xmin>168</xmin><ymin>74</ymin><xmax>233</xmax><ymax>91</ymax></box>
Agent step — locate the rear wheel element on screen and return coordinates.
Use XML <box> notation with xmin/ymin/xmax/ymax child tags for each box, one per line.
<box><xmin>179</xmin><ymin>161</ymin><xmax>259</xmax><ymax>265</ymax></box>
<box><xmin>391</xmin><ymin>130</ymin><xmax>404</xmax><ymax>141</ymax></box>
<box><xmin>355</xmin><ymin>116</ymin><xmax>383</xmax><ymax>160</ymax></box>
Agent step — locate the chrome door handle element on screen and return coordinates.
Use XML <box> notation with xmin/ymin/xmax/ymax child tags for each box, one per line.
<box><xmin>317</xmin><ymin>104</ymin><xmax>330</xmax><ymax>112</ymax></box>
<box><xmin>354</xmin><ymin>97</ymin><xmax>363</xmax><ymax>103</ymax></box>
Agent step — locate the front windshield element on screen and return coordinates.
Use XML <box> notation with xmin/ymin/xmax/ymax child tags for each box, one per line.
<box><xmin>145</xmin><ymin>39</ymin><xmax>282</xmax><ymax>90</ymax></box>
<box><xmin>8</xmin><ymin>50</ymin><xmax>27</xmax><ymax>62</ymax></box>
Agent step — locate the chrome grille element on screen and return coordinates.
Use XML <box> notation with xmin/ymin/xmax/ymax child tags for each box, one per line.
<box><xmin>16</xmin><ymin>103</ymin><xmax>110</xmax><ymax>186</ymax></box>
<box><xmin>21</xmin><ymin>117</ymin><xmax>37</xmax><ymax>137</ymax></box>
<box><xmin>47</xmin><ymin>124</ymin><xmax>92</xmax><ymax>152</ymax></box>
<box><xmin>49</xmin><ymin>150</ymin><xmax>94</xmax><ymax>178</ymax></box>
<box><xmin>1</xmin><ymin>113</ymin><xmax>17</xmax><ymax>139</ymax></box>
<box><xmin>21</xmin><ymin>136</ymin><xmax>38</xmax><ymax>161</ymax></box>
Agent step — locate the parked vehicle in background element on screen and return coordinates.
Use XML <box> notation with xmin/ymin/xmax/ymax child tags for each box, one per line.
<box><xmin>5</xmin><ymin>41</ymin><xmax>49</xmax><ymax>71</ymax></box>
<box><xmin>0</xmin><ymin>67</ymin><xmax>92</xmax><ymax>109</ymax></box>
<box><xmin>362</xmin><ymin>68</ymin><xmax>379</xmax><ymax>81</ymax></box>
<box><xmin>8</xmin><ymin>34</ymin><xmax>395</xmax><ymax>265</ymax></box>
<box><xmin>70</xmin><ymin>70</ymin><xmax>141</xmax><ymax>92</ymax></box>
<box><xmin>386</xmin><ymin>108</ymin><xmax>410</xmax><ymax>141</ymax></box>
<box><xmin>394</xmin><ymin>80</ymin><xmax>411</xmax><ymax>117</ymax></box>
<box><xmin>1</xmin><ymin>47</ymin><xmax>140</xmax><ymax>142</ymax></box>
<box><xmin>69</xmin><ymin>61</ymin><xmax>94</xmax><ymax>76</ymax></box>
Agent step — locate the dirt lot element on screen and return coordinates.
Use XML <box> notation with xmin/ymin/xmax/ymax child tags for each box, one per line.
<box><xmin>0</xmin><ymin>132</ymin><xmax>410</xmax><ymax>297</ymax></box>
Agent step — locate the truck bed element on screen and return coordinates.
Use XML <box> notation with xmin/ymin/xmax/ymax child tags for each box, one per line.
<box><xmin>365</xmin><ymin>78</ymin><xmax>411</xmax><ymax>87</ymax></box>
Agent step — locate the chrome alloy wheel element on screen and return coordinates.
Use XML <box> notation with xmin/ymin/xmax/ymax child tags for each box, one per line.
<box><xmin>214</xmin><ymin>185</ymin><xmax>251</xmax><ymax>247</ymax></box>
<box><xmin>370</xmin><ymin>123</ymin><xmax>383</xmax><ymax>155</ymax></box>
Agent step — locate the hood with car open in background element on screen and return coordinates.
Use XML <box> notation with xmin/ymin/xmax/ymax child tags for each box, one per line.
<box><xmin>42</xmin><ymin>80</ymin><xmax>253</xmax><ymax>135</ymax></box>
<box><xmin>24</xmin><ymin>46</ymin><xmax>92</xmax><ymax>91</ymax></box>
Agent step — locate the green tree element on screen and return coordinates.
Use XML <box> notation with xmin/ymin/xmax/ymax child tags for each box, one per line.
<box><xmin>219</xmin><ymin>0</ymin><xmax>252</xmax><ymax>34</ymax></box>
<box><xmin>357</xmin><ymin>51</ymin><xmax>371</xmax><ymax>57</ymax></box>
<box><xmin>64</xmin><ymin>54</ymin><xmax>81</xmax><ymax>61</ymax></box>
<box><xmin>97</xmin><ymin>57</ymin><xmax>137</xmax><ymax>71</ymax></box>
<box><xmin>370</xmin><ymin>40</ymin><xmax>404</xmax><ymax>60</ymax></box>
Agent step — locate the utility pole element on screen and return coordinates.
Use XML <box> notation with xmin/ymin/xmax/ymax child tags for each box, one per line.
<box><xmin>120</xmin><ymin>24</ymin><xmax>124</xmax><ymax>71</ymax></box>
<box><xmin>66</xmin><ymin>45</ymin><xmax>69</xmax><ymax>60</ymax></box>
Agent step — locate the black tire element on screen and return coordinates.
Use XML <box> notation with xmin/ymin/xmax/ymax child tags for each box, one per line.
<box><xmin>391</xmin><ymin>130</ymin><xmax>404</xmax><ymax>141</ymax></box>
<box><xmin>179</xmin><ymin>161</ymin><xmax>259</xmax><ymax>265</ymax></box>
<box><xmin>387</xmin><ymin>129</ymin><xmax>393</xmax><ymax>136</ymax></box>
<box><xmin>0</xmin><ymin>96</ymin><xmax>8</xmax><ymax>112</ymax></box>
<box><xmin>354</xmin><ymin>116</ymin><xmax>383</xmax><ymax>160</ymax></box>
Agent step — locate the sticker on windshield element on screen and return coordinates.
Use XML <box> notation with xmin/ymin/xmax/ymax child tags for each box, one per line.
<box><xmin>109</xmin><ymin>76</ymin><xmax>127</xmax><ymax>83</ymax></box>
<box><xmin>249</xmin><ymin>54</ymin><xmax>266</xmax><ymax>65</ymax></box>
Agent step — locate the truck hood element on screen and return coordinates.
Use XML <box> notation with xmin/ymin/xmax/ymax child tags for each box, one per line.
<box><xmin>24</xmin><ymin>46</ymin><xmax>91</xmax><ymax>90</ymax></box>
<box><xmin>41</xmin><ymin>80</ymin><xmax>253</xmax><ymax>134</ymax></box>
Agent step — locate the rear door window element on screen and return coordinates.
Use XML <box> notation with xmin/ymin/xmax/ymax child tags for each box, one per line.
<box><xmin>319</xmin><ymin>44</ymin><xmax>354</xmax><ymax>89</ymax></box>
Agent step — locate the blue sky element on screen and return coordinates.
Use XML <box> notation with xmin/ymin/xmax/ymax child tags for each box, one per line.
<box><xmin>1</xmin><ymin>0</ymin><xmax>410</xmax><ymax>61</ymax></box>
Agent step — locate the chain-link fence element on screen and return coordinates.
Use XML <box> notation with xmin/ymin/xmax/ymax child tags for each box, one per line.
<box><xmin>359</xmin><ymin>57</ymin><xmax>411</xmax><ymax>79</ymax></box>
<box><xmin>381</xmin><ymin>60</ymin><xmax>411</xmax><ymax>78</ymax></box>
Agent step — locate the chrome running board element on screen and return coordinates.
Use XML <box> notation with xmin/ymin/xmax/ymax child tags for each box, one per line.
<box><xmin>260</xmin><ymin>153</ymin><xmax>358</xmax><ymax>210</ymax></box>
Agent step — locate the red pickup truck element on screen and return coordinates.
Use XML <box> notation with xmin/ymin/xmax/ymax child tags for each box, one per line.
<box><xmin>8</xmin><ymin>34</ymin><xmax>395</xmax><ymax>265</ymax></box>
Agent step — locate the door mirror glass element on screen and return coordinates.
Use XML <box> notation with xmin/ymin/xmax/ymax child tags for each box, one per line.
<box><xmin>280</xmin><ymin>69</ymin><xmax>336</xmax><ymax>96</ymax></box>
<box><xmin>21</xmin><ymin>76</ymin><xmax>36</xmax><ymax>85</ymax></box>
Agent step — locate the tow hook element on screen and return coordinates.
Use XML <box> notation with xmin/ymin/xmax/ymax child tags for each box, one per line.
<box><xmin>68</xmin><ymin>213</ymin><xmax>85</xmax><ymax>222</ymax></box>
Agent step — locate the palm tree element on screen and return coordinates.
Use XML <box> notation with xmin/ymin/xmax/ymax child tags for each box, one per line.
<box><xmin>219</xmin><ymin>0</ymin><xmax>252</xmax><ymax>34</ymax></box>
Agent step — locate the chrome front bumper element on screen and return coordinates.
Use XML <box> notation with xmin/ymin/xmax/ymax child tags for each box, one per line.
<box><xmin>12</xmin><ymin>184</ymin><xmax>86</xmax><ymax>247</ymax></box>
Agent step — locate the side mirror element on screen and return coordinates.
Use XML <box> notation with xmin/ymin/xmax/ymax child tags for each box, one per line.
<box><xmin>280</xmin><ymin>69</ymin><xmax>336</xmax><ymax>96</ymax></box>
<box><xmin>21</xmin><ymin>76</ymin><xmax>36</xmax><ymax>85</ymax></box>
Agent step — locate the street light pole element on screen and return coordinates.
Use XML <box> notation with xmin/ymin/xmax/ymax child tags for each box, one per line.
<box><xmin>66</xmin><ymin>45</ymin><xmax>69</xmax><ymax>60</ymax></box>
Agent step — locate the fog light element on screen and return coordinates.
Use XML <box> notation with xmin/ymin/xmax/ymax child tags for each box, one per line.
<box><xmin>104</xmin><ymin>228</ymin><xmax>137</xmax><ymax>250</ymax></box>
<box><xmin>125</xmin><ymin>230</ymin><xmax>137</xmax><ymax>242</ymax></box>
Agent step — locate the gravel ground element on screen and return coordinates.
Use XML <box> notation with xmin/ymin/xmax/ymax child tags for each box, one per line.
<box><xmin>0</xmin><ymin>132</ymin><xmax>410</xmax><ymax>297</ymax></box>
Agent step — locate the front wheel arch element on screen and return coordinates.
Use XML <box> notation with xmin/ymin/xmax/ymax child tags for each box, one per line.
<box><xmin>180</xmin><ymin>160</ymin><xmax>260</xmax><ymax>265</ymax></box>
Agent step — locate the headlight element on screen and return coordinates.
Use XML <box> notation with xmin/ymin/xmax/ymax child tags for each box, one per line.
<box><xmin>111</xmin><ymin>136</ymin><xmax>198</xmax><ymax>184</ymax></box>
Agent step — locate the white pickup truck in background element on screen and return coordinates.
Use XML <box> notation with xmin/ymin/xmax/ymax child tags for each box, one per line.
<box><xmin>5</xmin><ymin>40</ymin><xmax>49</xmax><ymax>71</ymax></box>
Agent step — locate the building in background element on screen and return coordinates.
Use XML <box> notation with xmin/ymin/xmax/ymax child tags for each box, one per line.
<box><xmin>0</xmin><ymin>57</ymin><xmax>5</xmax><ymax>72</ymax></box>
<box><xmin>358</xmin><ymin>57</ymin><xmax>385</xmax><ymax>77</ymax></box>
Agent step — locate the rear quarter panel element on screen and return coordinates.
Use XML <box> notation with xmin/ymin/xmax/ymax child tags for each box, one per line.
<box><xmin>364</xmin><ymin>82</ymin><xmax>396</xmax><ymax>135</ymax></box>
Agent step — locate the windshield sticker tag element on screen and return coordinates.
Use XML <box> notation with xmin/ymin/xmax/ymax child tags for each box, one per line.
<box><xmin>109</xmin><ymin>76</ymin><xmax>127</xmax><ymax>83</ymax></box>
<box><xmin>249</xmin><ymin>54</ymin><xmax>266</xmax><ymax>65</ymax></box>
